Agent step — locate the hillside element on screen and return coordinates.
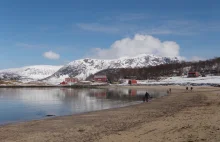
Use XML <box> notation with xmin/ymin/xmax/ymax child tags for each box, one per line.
<box><xmin>87</xmin><ymin>57</ymin><xmax>220</xmax><ymax>83</ymax></box>
<box><xmin>43</xmin><ymin>54</ymin><xmax>179</xmax><ymax>84</ymax></box>
<box><xmin>0</xmin><ymin>65</ymin><xmax>62</xmax><ymax>82</ymax></box>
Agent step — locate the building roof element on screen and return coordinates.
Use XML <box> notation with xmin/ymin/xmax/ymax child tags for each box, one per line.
<box><xmin>188</xmin><ymin>72</ymin><xmax>199</xmax><ymax>74</ymax></box>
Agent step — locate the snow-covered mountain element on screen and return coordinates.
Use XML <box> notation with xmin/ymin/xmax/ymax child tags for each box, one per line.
<box><xmin>44</xmin><ymin>54</ymin><xmax>179</xmax><ymax>84</ymax></box>
<box><xmin>0</xmin><ymin>65</ymin><xmax>62</xmax><ymax>82</ymax></box>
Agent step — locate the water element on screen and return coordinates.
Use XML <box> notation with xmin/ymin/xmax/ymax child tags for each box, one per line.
<box><xmin>0</xmin><ymin>88</ymin><xmax>166</xmax><ymax>125</ymax></box>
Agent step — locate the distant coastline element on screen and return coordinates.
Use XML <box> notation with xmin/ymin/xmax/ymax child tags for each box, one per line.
<box><xmin>0</xmin><ymin>84</ymin><xmax>108</xmax><ymax>88</ymax></box>
<box><xmin>0</xmin><ymin>82</ymin><xmax>220</xmax><ymax>88</ymax></box>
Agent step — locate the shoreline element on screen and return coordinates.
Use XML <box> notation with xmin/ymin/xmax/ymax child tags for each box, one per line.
<box><xmin>0</xmin><ymin>100</ymin><xmax>143</xmax><ymax>127</ymax></box>
<box><xmin>1</xmin><ymin>81</ymin><xmax>220</xmax><ymax>88</ymax></box>
<box><xmin>0</xmin><ymin>86</ymin><xmax>220</xmax><ymax>142</ymax></box>
<box><xmin>0</xmin><ymin>84</ymin><xmax>108</xmax><ymax>88</ymax></box>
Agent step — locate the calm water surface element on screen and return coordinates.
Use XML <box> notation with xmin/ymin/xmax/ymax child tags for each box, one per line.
<box><xmin>0</xmin><ymin>88</ymin><xmax>166</xmax><ymax>124</ymax></box>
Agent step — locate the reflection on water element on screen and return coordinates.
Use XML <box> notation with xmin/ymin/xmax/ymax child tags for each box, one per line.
<box><xmin>0</xmin><ymin>88</ymin><xmax>166</xmax><ymax>124</ymax></box>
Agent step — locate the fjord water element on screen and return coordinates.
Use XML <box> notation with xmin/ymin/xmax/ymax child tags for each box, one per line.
<box><xmin>0</xmin><ymin>88</ymin><xmax>166</xmax><ymax>125</ymax></box>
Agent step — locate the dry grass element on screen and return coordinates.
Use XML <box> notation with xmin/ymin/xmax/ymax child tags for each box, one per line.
<box><xmin>0</xmin><ymin>80</ymin><xmax>13</xmax><ymax>85</ymax></box>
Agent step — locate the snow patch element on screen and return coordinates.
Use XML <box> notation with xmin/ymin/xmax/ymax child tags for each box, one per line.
<box><xmin>45</xmin><ymin>54</ymin><xmax>178</xmax><ymax>84</ymax></box>
<box><xmin>0</xmin><ymin>65</ymin><xmax>62</xmax><ymax>82</ymax></box>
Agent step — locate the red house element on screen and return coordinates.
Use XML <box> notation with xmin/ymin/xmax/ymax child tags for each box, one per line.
<box><xmin>188</xmin><ymin>72</ymin><xmax>200</xmax><ymax>78</ymax></box>
<box><xmin>65</xmin><ymin>77</ymin><xmax>79</xmax><ymax>83</ymax></box>
<box><xmin>94</xmin><ymin>75</ymin><xmax>107</xmax><ymax>82</ymax></box>
<box><xmin>60</xmin><ymin>81</ymin><xmax>67</xmax><ymax>85</ymax></box>
<box><xmin>128</xmin><ymin>79</ymin><xmax>137</xmax><ymax>85</ymax></box>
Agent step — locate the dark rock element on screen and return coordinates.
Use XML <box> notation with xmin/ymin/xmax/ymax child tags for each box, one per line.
<box><xmin>46</xmin><ymin>114</ymin><xmax>56</xmax><ymax>117</ymax></box>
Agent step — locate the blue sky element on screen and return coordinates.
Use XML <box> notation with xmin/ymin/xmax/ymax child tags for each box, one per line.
<box><xmin>0</xmin><ymin>0</ymin><xmax>220</xmax><ymax>69</ymax></box>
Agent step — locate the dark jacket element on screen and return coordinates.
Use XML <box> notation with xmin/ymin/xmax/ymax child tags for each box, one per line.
<box><xmin>145</xmin><ymin>92</ymin><xmax>150</xmax><ymax>99</ymax></box>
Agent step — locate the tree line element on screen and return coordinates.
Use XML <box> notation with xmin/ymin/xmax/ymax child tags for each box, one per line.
<box><xmin>86</xmin><ymin>57</ymin><xmax>220</xmax><ymax>82</ymax></box>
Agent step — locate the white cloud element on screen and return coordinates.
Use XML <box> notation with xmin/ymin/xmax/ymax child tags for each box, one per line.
<box><xmin>16</xmin><ymin>43</ymin><xmax>47</xmax><ymax>48</ymax></box>
<box><xmin>76</xmin><ymin>23</ymin><xmax>119</xmax><ymax>33</ymax></box>
<box><xmin>77</xmin><ymin>18</ymin><xmax>220</xmax><ymax>36</ymax></box>
<box><xmin>104</xmin><ymin>13</ymin><xmax>149</xmax><ymax>22</ymax></box>
<box><xmin>43</xmin><ymin>51</ymin><xmax>60</xmax><ymax>60</ymax></box>
<box><xmin>16</xmin><ymin>43</ymin><xmax>38</xmax><ymax>48</ymax></box>
<box><xmin>76</xmin><ymin>20</ymin><xmax>195</xmax><ymax>36</ymax></box>
<box><xmin>90</xmin><ymin>34</ymin><xmax>182</xmax><ymax>59</ymax></box>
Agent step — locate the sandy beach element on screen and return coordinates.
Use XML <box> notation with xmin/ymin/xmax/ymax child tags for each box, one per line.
<box><xmin>0</xmin><ymin>86</ymin><xmax>220</xmax><ymax>142</ymax></box>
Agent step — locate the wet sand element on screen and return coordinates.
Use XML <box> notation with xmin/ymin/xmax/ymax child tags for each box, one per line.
<box><xmin>1</xmin><ymin>86</ymin><xmax>220</xmax><ymax>142</ymax></box>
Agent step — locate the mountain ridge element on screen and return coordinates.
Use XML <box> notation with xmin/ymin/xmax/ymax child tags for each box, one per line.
<box><xmin>0</xmin><ymin>54</ymin><xmax>179</xmax><ymax>84</ymax></box>
<box><xmin>44</xmin><ymin>54</ymin><xmax>179</xmax><ymax>84</ymax></box>
<box><xmin>0</xmin><ymin>65</ymin><xmax>62</xmax><ymax>82</ymax></box>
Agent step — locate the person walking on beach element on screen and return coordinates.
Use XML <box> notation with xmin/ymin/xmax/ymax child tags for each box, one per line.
<box><xmin>143</xmin><ymin>91</ymin><xmax>150</xmax><ymax>102</ymax></box>
<box><xmin>186</xmin><ymin>87</ymin><xmax>188</xmax><ymax>91</ymax></box>
<box><xmin>191</xmin><ymin>87</ymin><xmax>193</xmax><ymax>91</ymax></box>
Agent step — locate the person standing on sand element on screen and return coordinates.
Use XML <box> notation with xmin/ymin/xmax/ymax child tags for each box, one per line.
<box><xmin>143</xmin><ymin>91</ymin><xmax>150</xmax><ymax>102</ymax></box>
<box><xmin>191</xmin><ymin>87</ymin><xmax>193</xmax><ymax>91</ymax></box>
<box><xmin>186</xmin><ymin>87</ymin><xmax>188</xmax><ymax>91</ymax></box>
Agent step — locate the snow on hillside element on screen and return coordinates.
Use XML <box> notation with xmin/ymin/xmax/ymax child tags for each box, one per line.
<box><xmin>158</xmin><ymin>76</ymin><xmax>220</xmax><ymax>85</ymax></box>
<box><xmin>133</xmin><ymin>76</ymin><xmax>220</xmax><ymax>86</ymax></box>
<box><xmin>0</xmin><ymin>65</ymin><xmax>62</xmax><ymax>82</ymax></box>
<box><xmin>44</xmin><ymin>54</ymin><xmax>179</xmax><ymax>84</ymax></box>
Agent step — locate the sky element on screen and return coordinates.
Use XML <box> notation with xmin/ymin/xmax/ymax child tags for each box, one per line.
<box><xmin>0</xmin><ymin>0</ymin><xmax>220</xmax><ymax>69</ymax></box>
